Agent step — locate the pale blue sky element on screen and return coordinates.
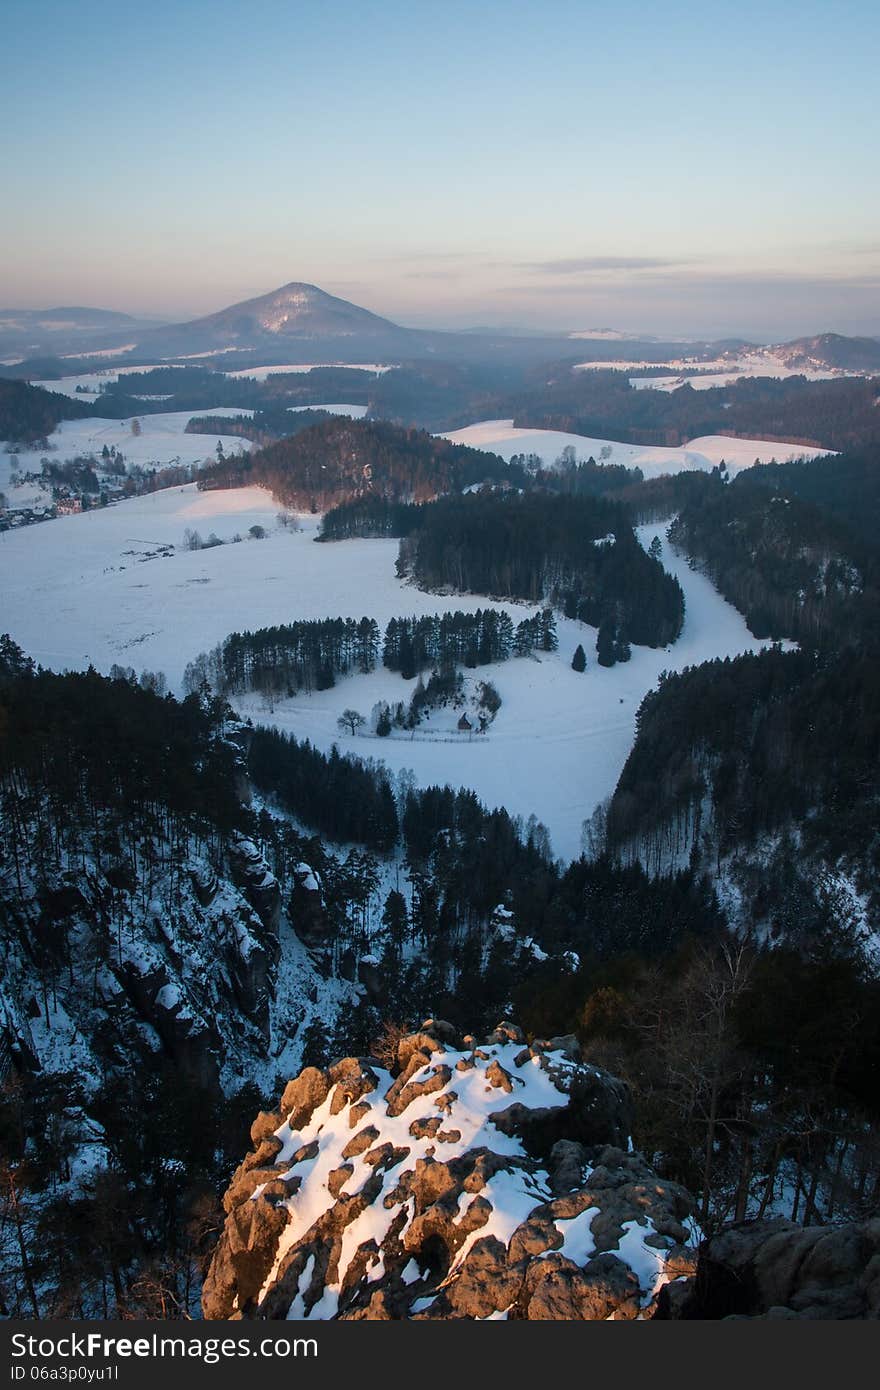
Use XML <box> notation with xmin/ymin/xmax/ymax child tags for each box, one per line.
<box><xmin>2</xmin><ymin>0</ymin><xmax>878</xmax><ymax>337</ymax></box>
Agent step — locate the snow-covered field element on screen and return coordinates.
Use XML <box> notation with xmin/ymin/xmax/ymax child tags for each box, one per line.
<box><xmin>224</xmin><ymin>363</ymin><xmax>396</xmax><ymax>380</ymax></box>
<box><xmin>440</xmin><ymin>418</ymin><xmax>829</xmax><ymax>476</ymax></box>
<box><xmin>0</xmin><ymin>482</ymin><xmax>777</xmax><ymax>860</ymax></box>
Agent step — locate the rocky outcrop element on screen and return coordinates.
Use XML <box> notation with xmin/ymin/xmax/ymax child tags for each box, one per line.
<box><xmin>288</xmin><ymin>862</ymin><xmax>332</xmax><ymax>949</ymax></box>
<box><xmin>228</xmin><ymin>835</ymin><xmax>282</xmax><ymax>935</ymax></box>
<box><xmin>112</xmin><ymin>947</ymin><xmax>220</xmax><ymax>1089</ymax></box>
<box><xmin>202</xmin><ymin>1021</ymin><xmax>697</xmax><ymax>1321</ymax></box>
<box><xmin>659</xmin><ymin>1217</ymin><xmax>880</xmax><ymax>1320</ymax></box>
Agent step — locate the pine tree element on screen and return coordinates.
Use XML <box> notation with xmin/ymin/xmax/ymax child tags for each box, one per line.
<box><xmin>596</xmin><ymin>620</ymin><xmax>616</xmax><ymax>668</ymax></box>
<box><xmin>572</xmin><ymin>643</ymin><xmax>586</xmax><ymax>672</ymax></box>
<box><xmin>381</xmin><ymin>889</ymin><xmax>408</xmax><ymax>957</ymax></box>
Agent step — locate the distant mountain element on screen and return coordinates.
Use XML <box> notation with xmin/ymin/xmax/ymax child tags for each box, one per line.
<box><xmin>139</xmin><ymin>282</ymin><xmax>415</xmax><ymax>361</ymax></box>
<box><xmin>137</xmin><ymin>281</ymin><xmax>705</xmax><ymax>367</ymax></box>
<box><xmin>159</xmin><ymin>281</ymin><xmax>397</xmax><ymax>344</ymax></box>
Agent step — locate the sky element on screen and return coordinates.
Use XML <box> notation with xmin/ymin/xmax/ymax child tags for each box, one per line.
<box><xmin>1</xmin><ymin>0</ymin><xmax>879</xmax><ymax>340</ymax></box>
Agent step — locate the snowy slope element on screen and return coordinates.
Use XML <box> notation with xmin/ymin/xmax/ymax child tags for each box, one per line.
<box><xmin>0</xmin><ymin>481</ymin><xmax>777</xmax><ymax>860</ymax></box>
<box><xmin>439</xmin><ymin>418</ymin><xmax>829</xmax><ymax>476</ymax></box>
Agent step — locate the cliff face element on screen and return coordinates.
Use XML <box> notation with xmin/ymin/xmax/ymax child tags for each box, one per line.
<box><xmin>203</xmin><ymin>1021</ymin><xmax>699</xmax><ymax>1320</ymax></box>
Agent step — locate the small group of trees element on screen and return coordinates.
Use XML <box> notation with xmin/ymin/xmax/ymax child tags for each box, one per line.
<box><xmin>344</xmin><ymin>673</ymin><xmax>502</xmax><ymax>741</ymax></box>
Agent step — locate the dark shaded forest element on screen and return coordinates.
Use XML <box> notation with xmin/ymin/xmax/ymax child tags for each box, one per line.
<box><xmin>734</xmin><ymin>446</ymin><xmax>880</xmax><ymax>551</ymax></box>
<box><xmin>396</xmin><ymin>493</ymin><xmax>685</xmax><ymax>648</ymax></box>
<box><xmin>0</xmin><ymin>379</ymin><xmax>90</xmax><ymax>444</ymax></box>
<box><xmin>185</xmin><ymin>407</ymin><xmax>335</xmax><ymax>447</ymax></box>
<box><xmin>605</xmin><ymin>647</ymin><xmax>880</xmax><ymax>876</ymax></box>
<box><xmin>668</xmin><ymin>484</ymin><xmax>875</xmax><ymax>647</ymax></box>
<box><xmin>503</xmin><ymin>370</ymin><xmax>880</xmax><ymax>453</ymax></box>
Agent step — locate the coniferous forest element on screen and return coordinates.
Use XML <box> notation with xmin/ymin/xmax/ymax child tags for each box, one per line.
<box><xmin>396</xmin><ymin>493</ymin><xmax>685</xmax><ymax>647</ymax></box>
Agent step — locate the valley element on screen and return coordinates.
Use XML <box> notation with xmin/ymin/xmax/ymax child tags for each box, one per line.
<box><xmin>0</xmin><ymin>478</ymin><xmax>774</xmax><ymax>860</ymax></box>
<box><xmin>1</xmin><ymin>282</ymin><xmax>878</xmax><ymax>1328</ymax></box>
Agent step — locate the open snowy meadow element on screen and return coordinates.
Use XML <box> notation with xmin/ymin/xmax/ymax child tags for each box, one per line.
<box><xmin>0</xmin><ymin>481</ymin><xmax>778</xmax><ymax>860</ymax></box>
<box><xmin>440</xmin><ymin>418</ymin><xmax>829</xmax><ymax>476</ymax></box>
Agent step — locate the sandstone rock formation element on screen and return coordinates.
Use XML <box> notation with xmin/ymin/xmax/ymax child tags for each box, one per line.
<box><xmin>203</xmin><ymin>1021</ymin><xmax>698</xmax><ymax>1320</ymax></box>
<box><xmin>658</xmin><ymin>1217</ymin><xmax>880</xmax><ymax>1319</ymax></box>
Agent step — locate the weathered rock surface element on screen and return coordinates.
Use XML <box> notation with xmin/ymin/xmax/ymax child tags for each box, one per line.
<box><xmin>228</xmin><ymin>833</ymin><xmax>282</xmax><ymax>935</ymax></box>
<box><xmin>658</xmin><ymin>1217</ymin><xmax>880</xmax><ymax>1320</ymax></box>
<box><xmin>202</xmin><ymin>1021</ymin><xmax>697</xmax><ymax>1320</ymax></box>
<box><xmin>288</xmin><ymin>861</ymin><xmax>332</xmax><ymax>948</ymax></box>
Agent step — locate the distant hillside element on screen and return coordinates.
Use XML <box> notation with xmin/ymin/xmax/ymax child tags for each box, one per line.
<box><xmin>0</xmin><ymin>305</ymin><xmax>137</xmax><ymax>330</ymax></box>
<box><xmin>768</xmin><ymin>332</ymin><xmax>880</xmax><ymax>373</ymax></box>
<box><xmin>0</xmin><ymin>377</ymin><xmax>90</xmax><ymax>444</ymax></box>
<box><xmin>197</xmin><ymin>416</ymin><xmax>510</xmax><ymax>509</ymax></box>
<box><xmin>0</xmin><ymin>305</ymin><xmax>147</xmax><ymax>360</ymax></box>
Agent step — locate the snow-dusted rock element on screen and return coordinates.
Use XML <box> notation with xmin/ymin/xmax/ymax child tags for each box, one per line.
<box><xmin>289</xmin><ymin>861</ymin><xmax>332</xmax><ymax>950</ymax></box>
<box><xmin>202</xmin><ymin>1022</ymin><xmax>697</xmax><ymax>1320</ymax></box>
<box><xmin>228</xmin><ymin>833</ymin><xmax>282</xmax><ymax>935</ymax></box>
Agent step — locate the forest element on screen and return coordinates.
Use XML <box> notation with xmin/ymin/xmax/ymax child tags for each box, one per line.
<box><xmin>604</xmin><ymin>646</ymin><xmax>880</xmax><ymax>873</ymax></box>
<box><xmin>666</xmin><ymin>475</ymin><xmax>878</xmax><ymax>648</ymax></box>
<box><xmin>184</xmin><ymin>617</ymin><xmax>382</xmax><ymax>699</ymax></box>
<box><xmin>0</xmin><ymin>379</ymin><xmax>90</xmax><ymax>444</ymax></box>
<box><xmin>185</xmin><ymin>407</ymin><xmax>335</xmax><ymax>447</ymax></box>
<box><xmin>734</xmin><ymin>445</ymin><xmax>880</xmax><ymax>550</ymax></box>
<box><xmin>197</xmin><ymin>417</ymin><xmax>511</xmax><ymax>511</ymax></box>
<box><xmin>396</xmin><ymin>492</ymin><xmax>685</xmax><ymax>648</ymax></box>
<box><xmin>502</xmin><ymin>369</ymin><xmax>880</xmax><ymax>452</ymax></box>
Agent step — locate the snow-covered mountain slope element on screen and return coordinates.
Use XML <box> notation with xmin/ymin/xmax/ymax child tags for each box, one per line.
<box><xmin>439</xmin><ymin>419</ymin><xmax>829</xmax><ymax>475</ymax></box>
<box><xmin>203</xmin><ymin>1020</ymin><xmax>698</xmax><ymax>1320</ymax></box>
<box><xmin>138</xmin><ymin>283</ymin><xmax>413</xmax><ymax>360</ymax></box>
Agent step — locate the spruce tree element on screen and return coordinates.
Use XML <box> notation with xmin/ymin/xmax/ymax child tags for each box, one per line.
<box><xmin>596</xmin><ymin>620</ymin><xmax>616</xmax><ymax>668</ymax></box>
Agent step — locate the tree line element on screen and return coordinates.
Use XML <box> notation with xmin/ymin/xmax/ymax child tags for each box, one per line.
<box><xmin>184</xmin><ymin>606</ymin><xmax>562</xmax><ymax>703</ymax></box>
<box><xmin>382</xmin><ymin>607</ymin><xmax>556</xmax><ymax>677</ymax></box>
<box><xmin>184</xmin><ymin>617</ymin><xmax>381</xmax><ymax>699</ymax></box>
